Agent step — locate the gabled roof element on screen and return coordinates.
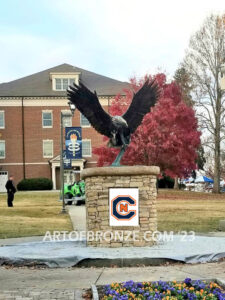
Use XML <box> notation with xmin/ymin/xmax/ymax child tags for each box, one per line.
<box><xmin>0</xmin><ymin>63</ymin><xmax>130</xmax><ymax>97</ymax></box>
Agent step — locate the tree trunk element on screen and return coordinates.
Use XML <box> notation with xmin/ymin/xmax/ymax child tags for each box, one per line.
<box><xmin>213</xmin><ymin>140</ymin><xmax>221</xmax><ymax>193</ymax></box>
<box><xmin>174</xmin><ymin>176</ymin><xmax>179</xmax><ymax>189</ymax></box>
<box><xmin>213</xmin><ymin>100</ymin><xmax>221</xmax><ymax>194</ymax></box>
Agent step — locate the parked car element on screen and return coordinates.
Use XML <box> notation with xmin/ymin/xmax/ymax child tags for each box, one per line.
<box><xmin>64</xmin><ymin>180</ymin><xmax>85</xmax><ymax>205</ymax></box>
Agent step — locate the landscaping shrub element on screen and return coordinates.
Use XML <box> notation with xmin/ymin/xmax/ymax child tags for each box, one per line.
<box><xmin>17</xmin><ymin>177</ymin><xmax>53</xmax><ymax>191</ymax></box>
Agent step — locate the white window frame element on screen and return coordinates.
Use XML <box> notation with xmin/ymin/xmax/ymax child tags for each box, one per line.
<box><xmin>82</xmin><ymin>139</ymin><xmax>92</xmax><ymax>157</ymax></box>
<box><xmin>43</xmin><ymin>140</ymin><xmax>53</xmax><ymax>158</ymax></box>
<box><xmin>80</xmin><ymin>113</ymin><xmax>91</xmax><ymax>128</ymax></box>
<box><xmin>42</xmin><ymin>111</ymin><xmax>53</xmax><ymax>128</ymax></box>
<box><xmin>0</xmin><ymin>140</ymin><xmax>6</xmax><ymax>159</ymax></box>
<box><xmin>0</xmin><ymin>111</ymin><xmax>5</xmax><ymax>129</ymax></box>
<box><xmin>0</xmin><ymin>171</ymin><xmax>8</xmax><ymax>176</ymax></box>
<box><xmin>54</xmin><ymin>78</ymin><xmax>75</xmax><ymax>91</ymax></box>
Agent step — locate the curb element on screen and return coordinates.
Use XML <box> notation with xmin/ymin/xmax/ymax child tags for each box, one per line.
<box><xmin>91</xmin><ymin>284</ymin><xmax>99</xmax><ymax>300</ymax></box>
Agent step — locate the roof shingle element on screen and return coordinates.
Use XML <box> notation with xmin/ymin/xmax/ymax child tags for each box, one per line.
<box><xmin>0</xmin><ymin>63</ymin><xmax>130</xmax><ymax>97</ymax></box>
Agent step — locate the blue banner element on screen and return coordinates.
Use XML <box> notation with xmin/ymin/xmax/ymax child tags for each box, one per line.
<box><xmin>65</xmin><ymin>127</ymin><xmax>82</xmax><ymax>159</ymax></box>
<box><xmin>63</xmin><ymin>150</ymin><xmax>72</xmax><ymax>169</ymax></box>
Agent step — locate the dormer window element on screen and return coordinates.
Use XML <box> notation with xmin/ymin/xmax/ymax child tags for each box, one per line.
<box><xmin>55</xmin><ymin>78</ymin><xmax>75</xmax><ymax>91</ymax></box>
<box><xmin>50</xmin><ymin>72</ymin><xmax>80</xmax><ymax>91</ymax></box>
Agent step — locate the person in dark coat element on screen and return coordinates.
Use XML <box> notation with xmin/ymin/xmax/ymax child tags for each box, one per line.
<box><xmin>5</xmin><ymin>175</ymin><xmax>16</xmax><ymax>207</ymax></box>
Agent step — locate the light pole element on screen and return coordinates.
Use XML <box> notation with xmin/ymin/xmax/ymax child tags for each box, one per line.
<box><xmin>68</xmin><ymin>101</ymin><xmax>76</xmax><ymax>116</ymax></box>
<box><xmin>60</xmin><ymin>104</ymin><xmax>76</xmax><ymax>214</ymax></box>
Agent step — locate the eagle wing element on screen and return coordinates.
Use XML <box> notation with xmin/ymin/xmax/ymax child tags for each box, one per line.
<box><xmin>67</xmin><ymin>81</ymin><xmax>113</xmax><ymax>137</ymax></box>
<box><xmin>122</xmin><ymin>79</ymin><xmax>160</xmax><ymax>133</ymax></box>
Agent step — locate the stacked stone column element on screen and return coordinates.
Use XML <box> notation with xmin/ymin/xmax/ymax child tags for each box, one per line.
<box><xmin>81</xmin><ymin>166</ymin><xmax>159</xmax><ymax>247</ymax></box>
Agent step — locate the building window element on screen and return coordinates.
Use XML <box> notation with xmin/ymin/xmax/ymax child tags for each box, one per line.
<box><xmin>80</xmin><ymin>113</ymin><xmax>90</xmax><ymax>127</ymax></box>
<box><xmin>43</xmin><ymin>140</ymin><xmax>53</xmax><ymax>158</ymax></box>
<box><xmin>0</xmin><ymin>111</ymin><xmax>5</xmax><ymax>129</ymax></box>
<box><xmin>82</xmin><ymin>140</ymin><xmax>92</xmax><ymax>157</ymax></box>
<box><xmin>42</xmin><ymin>111</ymin><xmax>53</xmax><ymax>128</ymax></box>
<box><xmin>0</xmin><ymin>141</ymin><xmax>5</xmax><ymax>159</ymax></box>
<box><xmin>55</xmin><ymin>78</ymin><xmax>75</xmax><ymax>91</ymax></box>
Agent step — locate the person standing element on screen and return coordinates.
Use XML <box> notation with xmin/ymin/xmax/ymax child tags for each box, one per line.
<box><xmin>5</xmin><ymin>175</ymin><xmax>16</xmax><ymax>207</ymax></box>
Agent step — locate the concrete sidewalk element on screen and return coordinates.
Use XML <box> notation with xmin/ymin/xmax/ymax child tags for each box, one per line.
<box><xmin>67</xmin><ymin>205</ymin><xmax>86</xmax><ymax>231</ymax></box>
<box><xmin>0</xmin><ymin>236</ymin><xmax>45</xmax><ymax>247</ymax></box>
<box><xmin>1</xmin><ymin>261</ymin><xmax>224</xmax><ymax>289</ymax></box>
<box><xmin>0</xmin><ymin>262</ymin><xmax>225</xmax><ymax>298</ymax></box>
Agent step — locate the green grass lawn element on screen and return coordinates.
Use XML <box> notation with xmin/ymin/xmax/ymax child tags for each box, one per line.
<box><xmin>0</xmin><ymin>189</ymin><xmax>224</xmax><ymax>239</ymax></box>
<box><xmin>0</xmin><ymin>191</ymin><xmax>73</xmax><ymax>238</ymax></box>
<box><xmin>157</xmin><ymin>189</ymin><xmax>225</xmax><ymax>232</ymax></box>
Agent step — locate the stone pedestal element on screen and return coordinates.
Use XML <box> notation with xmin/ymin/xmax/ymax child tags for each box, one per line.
<box><xmin>81</xmin><ymin>166</ymin><xmax>160</xmax><ymax>247</ymax></box>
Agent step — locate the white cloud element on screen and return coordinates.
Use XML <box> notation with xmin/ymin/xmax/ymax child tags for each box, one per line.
<box><xmin>50</xmin><ymin>0</ymin><xmax>225</xmax><ymax>79</ymax></box>
<box><xmin>0</xmin><ymin>0</ymin><xmax>224</xmax><ymax>83</ymax></box>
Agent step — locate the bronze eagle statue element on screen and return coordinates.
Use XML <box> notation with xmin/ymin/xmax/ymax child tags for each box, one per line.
<box><xmin>67</xmin><ymin>79</ymin><xmax>160</xmax><ymax>166</ymax></box>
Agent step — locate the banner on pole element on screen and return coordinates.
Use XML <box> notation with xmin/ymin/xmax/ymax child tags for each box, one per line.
<box><xmin>65</xmin><ymin>127</ymin><xmax>82</xmax><ymax>159</ymax></box>
<box><xmin>63</xmin><ymin>150</ymin><xmax>72</xmax><ymax>169</ymax></box>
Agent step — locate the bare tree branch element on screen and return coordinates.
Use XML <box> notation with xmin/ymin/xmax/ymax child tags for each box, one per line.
<box><xmin>182</xmin><ymin>14</ymin><xmax>225</xmax><ymax>193</ymax></box>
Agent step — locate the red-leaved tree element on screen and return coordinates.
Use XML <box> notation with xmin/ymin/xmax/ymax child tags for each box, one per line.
<box><xmin>93</xmin><ymin>73</ymin><xmax>201</xmax><ymax>178</ymax></box>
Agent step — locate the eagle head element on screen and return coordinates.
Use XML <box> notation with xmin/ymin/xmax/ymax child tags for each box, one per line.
<box><xmin>112</xmin><ymin>116</ymin><xmax>128</xmax><ymax>127</ymax></box>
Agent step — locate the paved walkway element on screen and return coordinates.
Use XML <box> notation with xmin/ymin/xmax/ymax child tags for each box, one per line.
<box><xmin>0</xmin><ymin>288</ymin><xmax>83</xmax><ymax>299</ymax></box>
<box><xmin>0</xmin><ymin>236</ymin><xmax>45</xmax><ymax>247</ymax></box>
<box><xmin>67</xmin><ymin>206</ymin><xmax>86</xmax><ymax>231</ymax></box>
<box><xmin>0</xmin><ymin>262</ymin><xmax>225</xmax><ymax>298</ymax></box>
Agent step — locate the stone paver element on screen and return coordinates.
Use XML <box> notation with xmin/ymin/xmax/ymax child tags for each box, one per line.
<box><xmin>0</xmin><ymin>267</ymin><xmax>102</xmax><ymax>289</ymax></box>
<box><xmin>0</xmin><ymin>288</ymin><xmax>83</xmax><ymax>299</ymax></box>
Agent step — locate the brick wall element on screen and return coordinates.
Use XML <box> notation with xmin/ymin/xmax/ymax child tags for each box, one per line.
<box><xmin>0</xmin><ymin>100</ymin><xmax>109</xmax><ymax>185</ymax></box>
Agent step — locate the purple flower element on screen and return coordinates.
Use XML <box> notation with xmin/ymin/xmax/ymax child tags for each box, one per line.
<box><xmin>137</xmin><ymin>282</ymin><xmax>143</xmax><ymax>288</ymax></box>
<box><xmin>184</xmin><ymin>278</ymin><xmax>192</xmax><ymax>285</ymax></box>
<box><xmin>122</xmin><ymin>280</ymin><xmax>135</xmax><ymax>289</ymax></box>
<box><xmin>119</xmin><ymin>296</ymin><xmax>128</xmax><ymax>300</ymax></box>
<box><xmin>103</xmin><ymin>278</ymin><xmax>225</xmax><ymax>299</ymax></box>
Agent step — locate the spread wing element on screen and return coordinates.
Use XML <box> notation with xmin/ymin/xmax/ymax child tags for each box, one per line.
<box><xmin>67</xmin><ymin>81</ymin><xmax>113</xmax><ymax>137</ymax></box>
<box><xmin>122</xmin><ymin>79</ymin><xmax>160</xmax><ymax>133</ymax></box>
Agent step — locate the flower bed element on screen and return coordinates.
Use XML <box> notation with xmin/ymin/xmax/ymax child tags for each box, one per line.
<box><xmin>100</xmin><ymin>278</ymin><xmax>225</xmax><ymax>299</ymax></box>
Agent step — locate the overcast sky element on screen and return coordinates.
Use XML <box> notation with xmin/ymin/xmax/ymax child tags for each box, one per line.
<box><xmin>0</xmin><ymin>0</ymin><xmax>224</xmax><ymax>83</ymax></box>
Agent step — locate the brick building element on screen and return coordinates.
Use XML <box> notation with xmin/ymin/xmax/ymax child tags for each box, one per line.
<box><xmin>0</xmin><ymin>64</ymin><xmax>129</xmax><ymax>191</ymax></box>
